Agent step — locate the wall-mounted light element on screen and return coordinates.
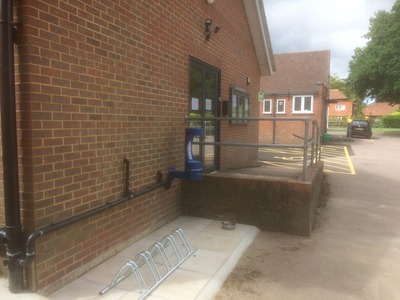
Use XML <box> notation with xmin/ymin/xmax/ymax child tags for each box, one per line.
<box><xmin>204</xmin><ymin>19</ymin><xmax>221</xmax><ymax>41</ymax></box>
<box><xmin>246</xmin><ymin>77</ymin><xmax>251</xmax><ymax>85</ymax></box>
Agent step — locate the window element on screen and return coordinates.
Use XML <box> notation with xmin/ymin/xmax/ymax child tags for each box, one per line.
<box><xmin>276</xmin><ymin>99</ymin><xmax>285</xmax><ymax>114</ymax></box>
<box><xmin>335</xmin><ymin>104</ymin><xmax>346</xmax><ymax>111</ymax></box>
<box><xmin>231</xmin><ymin>85</ymin><xmax>249</xmax><ymax>124</ymax></box>
<box><xmin>263</xmin><ymin>99</ymin><xmax>272</xmax><ymax>114</ymax></box>
<box><xmin>293</xmin><ymin>95</ymin><xmax>313</xmax><ymax>113</ymax></box>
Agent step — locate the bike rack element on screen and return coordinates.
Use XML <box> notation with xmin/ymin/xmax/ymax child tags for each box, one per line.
<box><xmin>100</xmin><ymin>228</ymin><xmax>196</xmax><ymax>299</ymax></box>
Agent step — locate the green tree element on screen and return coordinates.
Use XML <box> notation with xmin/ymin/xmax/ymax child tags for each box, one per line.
<box><xmin>329</xmin><ymin>75</ymin><xmax>365</xmax><ymax>118</ymax></box>
<box><xmin>329</xmin><ymin>74</ymin><xmax>347</xmax><ymax>91</ymax></box>
<box><xmin>348</xmin><ymin>0</ymin><xmax>400</xmax><ymax>104</ymax></box>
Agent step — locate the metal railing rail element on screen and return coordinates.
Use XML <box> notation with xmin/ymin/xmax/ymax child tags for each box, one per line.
<box><xmin>185</xmin><ymin>116</ymin><xmax>321</xmax><ymax>181</ymax></box>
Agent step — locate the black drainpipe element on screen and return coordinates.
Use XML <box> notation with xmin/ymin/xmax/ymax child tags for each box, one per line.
<box><xmin>0</xmin><ymin>0</ymin><xmax>25</xmax><ymax>293</ymax></box>
<box><xmin>17</xmin><ymin>165</ymin><xmax>167</xmax><ymax>267</ymax></box>
<box><xmin>0</xmin><ymin>0</ymin><xmax>172</xmax><ymax>292</ymax></box>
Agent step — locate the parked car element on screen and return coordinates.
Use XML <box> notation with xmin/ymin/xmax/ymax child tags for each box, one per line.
<box><xmin>347</xmin><ymin>119</ymin><xmax>372</xmax><ymax>138</ymax></box>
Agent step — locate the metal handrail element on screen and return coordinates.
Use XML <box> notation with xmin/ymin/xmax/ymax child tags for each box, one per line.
<box><xmin>185</xmin><ymin>116</ymin><xmax>321</xmax><ymax>181</ymax></box>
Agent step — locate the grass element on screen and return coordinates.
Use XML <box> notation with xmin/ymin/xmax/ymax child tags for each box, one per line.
<box><xmin>372</xmin><ymin>128</ymin><xmax>400</xmax><ymax>135</ymax></box>
<box><xmin>328</xmin><ymin>127</ymin><xmax>400</xmax><ymax>135</ymax></box>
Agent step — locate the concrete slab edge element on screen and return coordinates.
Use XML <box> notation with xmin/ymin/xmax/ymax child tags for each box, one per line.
<box><xmin>195</xmin><ymin>226</ymin><xmax>260</xmax><ymax>300</ymax></box>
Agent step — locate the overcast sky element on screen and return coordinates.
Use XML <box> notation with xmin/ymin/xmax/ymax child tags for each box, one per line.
<box><xmin>263</xmin><ymin>0</ymin><xmax>396</xmax><ymax>78</ymax></box>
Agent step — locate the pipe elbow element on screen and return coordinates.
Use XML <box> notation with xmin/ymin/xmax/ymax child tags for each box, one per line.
<box><xmin>17</xmin><ymin>230</ymin><xmax>44</xmax><ymax>266</ymax></box>
<box><xmin>0</xmin><ymin>227</ymin><xmax>6</xmax><ymax>239</ymax></box>
<box><xmin>17</xmin><ymin>251</ymin><xmax>35</xmax><ymax>267</ymax></box>
<box><xmin>0</xmin><ymin>227</ymin><xmax>6</xmax><ymax>250</ymax></box>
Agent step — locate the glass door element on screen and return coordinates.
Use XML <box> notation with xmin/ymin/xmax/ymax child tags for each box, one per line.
<box><xmin>188</xmin><ymin>58</ymin><xmax>220</xmax><ymax>172</ymax></box>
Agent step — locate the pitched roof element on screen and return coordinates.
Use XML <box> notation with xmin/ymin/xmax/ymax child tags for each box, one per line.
<box><xmin>261</xmin><ymin>50</ymin><xmax>330</xmax><ymax>95</ymax></box>
<box><xmin>329</xmin><ymin>89</ymin><xmax>349</xmax><ymax>101</ymax></box>
<box><xmin>244</xmin><ymin>0</ymin><xmax>276</xmax><ymax>76</ymax></box>
<box><xmin>363</xmin><ymin>102</ymin><xmax>400</xmax><ymax>117</ymax></box>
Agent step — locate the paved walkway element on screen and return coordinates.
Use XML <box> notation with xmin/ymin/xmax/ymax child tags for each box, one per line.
<box><xmin>1</xmin><ymin>217</ymin><xmax>258</xmax><ymax>300</ymax></box>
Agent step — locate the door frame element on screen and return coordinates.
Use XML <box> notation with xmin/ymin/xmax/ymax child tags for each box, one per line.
<box><xmin>189</xmin><ymin>57</ymin><xmax>221</xmax><ymax>173</ymax></box>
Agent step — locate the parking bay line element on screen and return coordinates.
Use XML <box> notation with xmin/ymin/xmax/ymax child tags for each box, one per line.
<box><xmin>344</xmin><ymin>145</ymin><xmax>356</xmax><ymax>175</ymax></box>
<box><xmin>258</xmin><ymin>145</ymin><xmax>355</xmax><ymax>175</ymax></box>
<box><xmin>322</xmin><ymin>145</ymin><xmax>355</xmax><ymax>175</ymax></box>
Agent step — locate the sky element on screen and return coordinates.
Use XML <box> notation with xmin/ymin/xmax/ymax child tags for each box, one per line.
<box><xmin>263</xmin><ymin>0</ymin><xmax>396</xmax><ymax>78</ymax></box>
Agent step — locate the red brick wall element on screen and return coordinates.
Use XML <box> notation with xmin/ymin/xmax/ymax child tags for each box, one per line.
<box><xmin>259</xmin><ymin>85</ymin><xmax>327</xmax><ymax>144</ymax></box>
<box><xmin>182</xmin><ymin>162</ymin><xmax>324</xmax><ymax>236</ymax></box>
<box><xmin>189</xmin><ymin>2</ymin><xmax>261</xmax><ymax>170</ymax></box>
<box><xmin>10</xmin><ymin>0</ymin><xmax>262</xmax><ymax>292</ymax></box>
<box><xmin>328</xmin><ymin>100</ymin><xmax>353</xmax><ymax>118</ymax></box>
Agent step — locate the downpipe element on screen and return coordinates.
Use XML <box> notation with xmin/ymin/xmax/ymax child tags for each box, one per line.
<box><xmin>0</xmin><ymin>0</ymin><xmax>196</xmax><ymax>290</ymax></box>
<box><xmin>17</xmin><ymin>162</ymin><xmax>168</xmax><ymax>267</ymax></box>
<box><xmin>0</xmin><ymin>0</ymin><xmax>25</xmax><ymax>292</ymax></box>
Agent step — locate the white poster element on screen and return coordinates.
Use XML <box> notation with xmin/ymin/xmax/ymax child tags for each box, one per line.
<box><xmin>191</xmin><ymin>98</ymin><xmax>199</xmax><ymax>110</ymax></box>
<box><xmin>205</xmin><ymin>99</ymin><xmax>212</xmax><ymax>111</ymax></box>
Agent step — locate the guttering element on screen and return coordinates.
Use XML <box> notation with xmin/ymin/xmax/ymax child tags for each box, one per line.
<box><xmin>262</xmin><ymin>90</ymin><xmax>319</xmax><ymax>97</ymax></box>
<box><xmin>254</xmin><ymin>0</ymin><xmax>275</xmax><ymax>74</ymax></box>
<box><xmin>243</xmin><ymin>0</ymin><xmax>276</xmax><ymax>76</ymax></box>
<box><xmin>0</xmin><ymin>0</ymin><xmax>25</xmax><ymax>293</ymax></box>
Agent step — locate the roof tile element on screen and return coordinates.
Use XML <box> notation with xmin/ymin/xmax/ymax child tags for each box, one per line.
<box><xmin>363</xmin><ymin>102</ymin><xmax>400</xmax><ymax>116</ymax></box>
<box><xmin>261</xmin><ymin>50</ymin><xmax>330</xmax><ymax>95</ymax></box>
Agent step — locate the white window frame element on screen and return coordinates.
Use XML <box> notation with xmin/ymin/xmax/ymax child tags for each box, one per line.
<box><xmin>276</xmin><ymin>99</ymin><xmax>286</xmax><ymax>114</ymax></box>
<box><xmin>292</xmin><ymin>95</ymin><xmax>314</xmax><ymax>113</ymax></box>
<box><xmin>231</xmin><ymin>85</ymin><xmax>249</xmax><ymax>124</ymax></box>
<box><xmin>262</xmin><ymin>99</ymin><xmax>272</xmax><ymax>114</ymax></box>
<box><xmin>335</xmin><ymin>104</ymin><xmax>346</xmax><ymax>111</ymax></box>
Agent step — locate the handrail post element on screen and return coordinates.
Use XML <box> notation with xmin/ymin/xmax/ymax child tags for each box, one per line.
<box><xmin>316</xmin><ymin>125</ymin><xmax>321</xmax><ymax>161</ymax></box>
<box><xmin>310</xmin><ymin>121</ymin><xmax>315</xmax><ymax>166</ymax></box>
<box><xmin>302</xmin><ymin>120</ymin><xmax>310</xmax><ymax>181</ymax></box>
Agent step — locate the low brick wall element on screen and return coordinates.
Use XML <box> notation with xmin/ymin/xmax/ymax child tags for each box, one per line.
<box><xmin>182</xmin><ymin>162</ymin><xmax>324</xmax><ymax>236</ymax></box>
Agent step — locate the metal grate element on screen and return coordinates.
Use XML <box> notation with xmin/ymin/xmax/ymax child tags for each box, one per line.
<box><xmin>100</xmin><ymin>228</ymin><xmax>196</xmax><ymax>299</ymax></box>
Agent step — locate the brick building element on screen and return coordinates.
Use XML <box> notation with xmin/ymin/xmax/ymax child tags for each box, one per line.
<box><xmin>363</xmin><ymin>102</ymin><xmax>400</xmax><ymax>121</ymax></box>
<box><xmin>259</xmin><ymin>50</ymin><xmax>330</xmax><ymax>144</ymax></box>
<box><xmin>327</xmin><ymin>89</ymin><xmax>354</xmax><ymax>126</ymax></box>
<box><xmin>0</xmin><ymin>0</ymin><xmax>274</xmax><ymax>294</ymax></box>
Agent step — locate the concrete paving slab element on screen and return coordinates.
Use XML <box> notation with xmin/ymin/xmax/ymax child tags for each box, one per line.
<box><xmin>1</xmin><ymin>216</ymin><xmax>258</xmax><ymax>300</ymax></box>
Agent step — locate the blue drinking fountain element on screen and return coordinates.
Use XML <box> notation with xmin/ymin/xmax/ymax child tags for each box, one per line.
<box><xmin>168</xmin><ymin>127</ymin><xmax>203</xmax><ymax>181</ymax></box>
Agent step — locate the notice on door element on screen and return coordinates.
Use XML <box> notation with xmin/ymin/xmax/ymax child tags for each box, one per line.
<box><xmin>205</xmin><ymin>99</ymin><xmax>212</xmax><ymax>111</ymax></box>
<box><xmin>191</xmin><ymin>98</ymin><xmax>199</xmax><ymax>110</ymax></box>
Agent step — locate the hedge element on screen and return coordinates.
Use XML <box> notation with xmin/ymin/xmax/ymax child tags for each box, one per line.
<box><xmin>380</xmin><ymin>113</ymin><xmax>400</xmax><ymax>128</ymax></box>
